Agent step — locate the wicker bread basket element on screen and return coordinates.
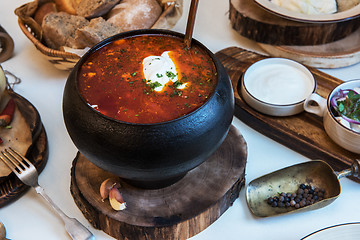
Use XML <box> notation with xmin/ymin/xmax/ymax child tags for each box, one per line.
<box><xmin>15</xmin><ymin>0</ymin><xmax>183</xmax><ymax>71</ymax></box>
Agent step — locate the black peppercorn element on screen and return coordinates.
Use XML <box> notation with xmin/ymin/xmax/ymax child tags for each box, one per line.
<box><xmin>266</xmin><ymin>183</ymin><xmax>326</xmax><ymax>210</ymax></box>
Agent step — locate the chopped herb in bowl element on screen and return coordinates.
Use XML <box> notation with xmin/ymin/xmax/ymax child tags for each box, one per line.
<box><xmin>330</xmin><ymin>87</ymin><xmax>360</xmax><ymax>133</ymax></box>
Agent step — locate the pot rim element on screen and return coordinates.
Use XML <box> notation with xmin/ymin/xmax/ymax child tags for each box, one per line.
<box><xmin>71</xmin><ymin>29</ymin><xmax>223</xmax><ymax>126</ymax></box>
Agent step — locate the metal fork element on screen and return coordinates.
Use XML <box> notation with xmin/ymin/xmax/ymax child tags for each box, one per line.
<box><xmin>0</xmin><ymin>147</ymin><xmax>95</xmax><ymax>240</ymax></box>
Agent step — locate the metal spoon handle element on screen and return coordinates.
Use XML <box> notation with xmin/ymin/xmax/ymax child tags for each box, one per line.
<box><xmin>35</xmin><ymin>186</ymin><xmax>95</xmax><ymax>240</ymax></box>
<box><xmin>337</xmin><ymin>159</ymin><xmax>360</xmax><ymax>179</ymax></box>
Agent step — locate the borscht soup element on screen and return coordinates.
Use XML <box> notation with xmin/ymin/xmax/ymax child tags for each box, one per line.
<box><xmin>78</xmin><ymin>34</ymin><xmax>218</xmax><ymax>124</ymax></box>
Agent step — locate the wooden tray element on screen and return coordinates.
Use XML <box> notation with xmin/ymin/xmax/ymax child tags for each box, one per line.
<box><xmin>70</xmin><ymin>125</ymin><xmax>247</xmax><ymax>240</ymax></box>
<box><xmin>0</xmin><ymin>91</ymin><xmax>48</xmax><ymax>207</ymax></box>
<box><xmin>215</xmin><ymin>47</ymin><xmax>359</xmax><ymax>178</ymax></box>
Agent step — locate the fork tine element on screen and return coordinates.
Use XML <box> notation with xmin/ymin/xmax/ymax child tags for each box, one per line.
<box><xmin>7</xmin><ymin>147</ymin><xmax>31</xmax><ymax>168</ymax></box>
<box><xmin>1</xmin><ymin>147</ymin><xmax>39</xmax><ymax>187</ymax></box>
<box><xmin>0</xmin><ymin>147</ymin><xmax>34</xmax><ymax>174</ymax></box>
<box><xmin>0</xmin><ymin>154</ymin><xmax>17</xmax><ymax>173</ymax></box>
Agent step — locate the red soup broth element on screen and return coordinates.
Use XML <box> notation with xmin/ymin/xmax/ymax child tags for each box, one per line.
<box><xmin>78</xmin><ymin>34</ymin><xmax>218</xmax><ymax>124</ymax></box>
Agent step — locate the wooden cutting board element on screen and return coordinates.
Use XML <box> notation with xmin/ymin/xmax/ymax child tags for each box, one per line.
<box><xmin>215</xmin><ymin>47</ymin><xmax>360</xmax><ymax>180</ymax></box>
<box><xmin>229</xmin><ymin>0</ymin><xmax>360</xmax><ymax>46</ymax></box>
<box><xmin>70</xmin><ymin>125</ymin><xmax>247</xmax><ymax>240</ymax></box>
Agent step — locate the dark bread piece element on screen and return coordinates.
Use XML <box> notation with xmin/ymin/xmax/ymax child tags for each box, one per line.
<box><xmin>53</xmin><ymin>0</ymin><xmax>81</xmax><ymax>15</ymax></box>
<box><xmin>76</xmin><ymin>0</ymin><xmax>120</xmax><ymax>18</ymax></box>
<box><xmin>41</xmin><ymin>12</ymin><xmax>89</xmax><ymax>49</ymax></box>
<box><xmin>106</xmin><ymin>0</ymin><xmax>162</xmax><ymax>31</ymax></box>
<box><xmin>34</xmin><ymin>2</ymin><xmax>58</xmax><ymax>25</ymax></box>
<box><xmin>72</xmin><ymin>17</ymin><xmax>122</xmax><ymax>48</ymax></box>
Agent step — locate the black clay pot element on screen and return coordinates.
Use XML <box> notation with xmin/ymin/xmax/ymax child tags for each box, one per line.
<box><xmin>63</xmin><ymin>29</ymin><xmax>234</xmax><ymax>189</ymax></box>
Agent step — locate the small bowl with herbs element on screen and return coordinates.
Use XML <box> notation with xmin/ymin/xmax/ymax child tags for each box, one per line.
<box><xmin>304</xmin><ymin>79</ymin><xmax>360</xmax><ymax>153</ymax></box>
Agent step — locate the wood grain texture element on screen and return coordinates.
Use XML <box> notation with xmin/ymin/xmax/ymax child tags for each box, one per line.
<box><xmin>257</xmin><ymin>26</ymin><xmax>360</xmax><ymax>68</ymax></box>
<box><xmin>215</xmin><ymin>47</ymin><xmax>360</xmax><ymax>180</ymax></box>
<box><xmin>70</xmin><ymin>125</ymin><xmax>247</xmax><ymax>240</ymax></box>
<box><xmin>0</xmin><ymin>91</ymin><xmax>48</xmax><ymax>207</ymax></box>
<box><xmin>229</xmin><ymin>0</ymin><xmax>360</xmax><ymax>45</ymax></box>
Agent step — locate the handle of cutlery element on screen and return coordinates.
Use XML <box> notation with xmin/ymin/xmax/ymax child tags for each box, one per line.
<box><xmin>352</xmin><ymin>159</ymin><xmax>360</xmax><ymax>179</ymax></box>
<box><xmin>35</xmin><ymin>185</ymin><xmax>95</xmax><ymax>240</ymax></box>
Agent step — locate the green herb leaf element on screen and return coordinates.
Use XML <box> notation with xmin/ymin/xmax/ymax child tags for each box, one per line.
<box><xmin>173</xmin><ymin>80</ymin><xmax>183</xmax><ymax>89</ymax></box>
<box><xmin>166</xmin><ymin>71</ymin><xmax>177</xmax><ymax>79</ymax></box>
<box><xmin>148</xmin><ymin>81</ymin><xmax>162</xmax><ymax>91</ymax></box>
<box><xmin>336</xmin><ymin>90</ymin><xmax>360</xmax><ymax>121</ymax></box>
<box><xmin>338</xmin><ymin>102</ymin><xmax>345</xmax><ymax>112</ymax></box>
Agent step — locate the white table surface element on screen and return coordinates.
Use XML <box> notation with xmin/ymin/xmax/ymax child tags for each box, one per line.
<box><xmin>0</xmin><ymin>1</ymin><xmax>360</xmax><ymax>239</ymax></box>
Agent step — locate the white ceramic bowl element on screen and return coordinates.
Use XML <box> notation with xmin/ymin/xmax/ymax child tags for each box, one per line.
<box><xmin>240</xmin><ymin>58</ymin><xmax>316</xmax><ymax>117</ymax></box>
<box><xmin>304</xmin><ymin>79</ymin><xmax>360</xmax><ymax>154</ymax></box>
<box><xmin>254</xmin><ymin>0</ymin><xmax>360</xmax><ymax>23</ymax></box>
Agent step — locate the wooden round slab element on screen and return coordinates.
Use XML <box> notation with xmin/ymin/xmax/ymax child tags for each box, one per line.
<box><xmin>70</xmin><ymin>125</ymin><xmax>247</xmax><ymax>240</ymax></box>
<box><xmin>229</xmin><ymin>0</ymin><xmax>360</xmax><ymax>45</ymax></box>
<box><xmin>257</xmin><ymin>26</ymin><xmax>360</xmax><ymax>68</ymax></box>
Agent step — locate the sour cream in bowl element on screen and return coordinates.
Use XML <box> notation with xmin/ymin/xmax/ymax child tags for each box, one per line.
<box><xmin>240</xmin><ymin>58</ymin><xmax>316</xmax><ymax>116</ymax></box>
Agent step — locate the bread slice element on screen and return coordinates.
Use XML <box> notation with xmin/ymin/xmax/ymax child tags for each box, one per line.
<box><xmin>76</xmin><ymin>0</ymin><xmax>120</xmax><ymax>18</ymax></box>
<box><xmin>72</xmin><ymin>17</ymin><xmax>122</xmax><ymax>48</ymax></box>
<box><xmin>42</xmin><ymin>12</ymin><xmax>89</xmax><ymax>49</ymax></box>
<box><xmin>53</xmin><ymin>0</ymin><xmax>81</xmax><ymax>15</ymax></box>
<box><xmin>106</xmin><ymin>0</ymin><xmax>162</xmax><ymax>31</ymax></box>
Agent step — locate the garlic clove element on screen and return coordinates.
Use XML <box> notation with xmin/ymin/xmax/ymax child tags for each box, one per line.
<box><xmin>109</xmin><ymin>187</ymin><xmax>127</xmax><ymax>211</ymax></box>
<box><xmin>99</xmin><ymin>178</ymin><xmax>121</xmax><ymax>201</ymax></box>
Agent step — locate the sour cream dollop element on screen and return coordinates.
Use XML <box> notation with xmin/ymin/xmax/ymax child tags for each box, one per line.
<box><xmin>142</xmin><ymin>51</ymin><xmax>185</xmax><ymax>92</ymax></box>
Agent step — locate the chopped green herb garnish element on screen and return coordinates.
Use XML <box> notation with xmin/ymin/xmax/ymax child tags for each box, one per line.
<box><xmin>148</xmin><ymin>81</ymin><xmax>162</xmax><ymax>91</ymax></box>
<box><xmin>336</xmin><ymin>90</ymin><xmax>360</xmax><ymax>122</ymax></box>
<box><xmin>173</xmin><ymin>80</ymin><xmax>183</xmax><ymax>88</ymax></box>
<box><xmin>166</xmin><ymin>71</ymin><xmax>177</xmax><ymax>79</ymax></box>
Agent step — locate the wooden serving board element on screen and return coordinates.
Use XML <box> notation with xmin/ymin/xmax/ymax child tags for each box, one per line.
<box><xmin>229</xmin><ymin>0</ymin><xmax>360</xmax><ymax>46</ymax></box>
<box><xmin>0</xmin><ymin>91</ymin><xmax>48</xmax><ymax>207</ymax></box>
<box><xmin>70</xmin><ymin>125</ymin><xmax>247</xmax><ymax>240</ymax></box>
<box><xmin>215</xmin><ymin>47</ymin><xmax>360</xmax><ymax>179</ymax></box>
